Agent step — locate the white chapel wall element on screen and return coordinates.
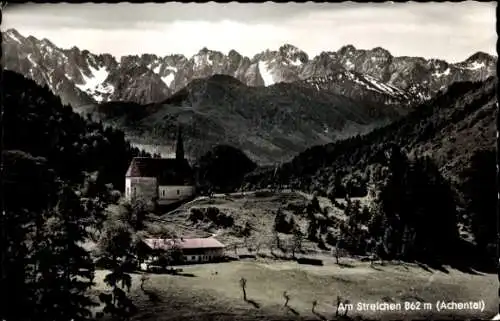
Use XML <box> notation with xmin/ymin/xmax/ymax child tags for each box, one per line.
<box><xmin>158</xmin><ymin>185</ymin><xmax>195</xmax><ymax>201</ymax></box>
<box><xmin>126</xmin><ymin>177</ymin><xmax>158</xmax><ymax>202</ymax></box>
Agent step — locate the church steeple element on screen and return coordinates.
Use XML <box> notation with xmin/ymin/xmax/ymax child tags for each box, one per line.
<box><xmin>175</xmin><ymin>125</ymin><xmax>184</xmax><ymax>161</ymax></box>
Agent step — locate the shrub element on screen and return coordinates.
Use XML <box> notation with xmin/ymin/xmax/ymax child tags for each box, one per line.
<box><xmin>274</xmin><ymin>209</ymin><xmax>296</xmax><ymax>234</ymax></box>
<box><xmin>189</xmin><ymin>207</ymin><xmax>234</xmax><ymax>228</ymax></box>
<box><xmin>189</xmin><ymin>208</ymin><xmax>205</xmax><ymax>223</ymax></box>
<box><xmin>297</xmin><ymin>257</ymin><xmax>323</xmax><ymax>266</ymax></box>
<box><xmin>285</xmin><ymin>201</ymin><xmax>307</xmax><ymax>215</ymax></box>
<box><xmin>326</xmin><ymin>232</ymin><xmax>337</xmax><ymax>246</ymax></box>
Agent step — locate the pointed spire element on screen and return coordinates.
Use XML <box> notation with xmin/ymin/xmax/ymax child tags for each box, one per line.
<box><xmin>175</xmin><ymin>124</ymin><xmax>184</xmax><ymax>161</ymax></box>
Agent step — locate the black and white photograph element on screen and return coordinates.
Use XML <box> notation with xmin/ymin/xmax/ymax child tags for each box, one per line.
<box><xmin>1</xmin><ymin>2</ymin><xmax>498</xmax><ymax>320</ymax></box>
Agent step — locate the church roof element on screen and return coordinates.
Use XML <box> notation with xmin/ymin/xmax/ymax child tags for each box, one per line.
<box><xmin>126</xmin><ymin>157</ymin><xmax>194</xmax><ymax>185</ymax></box>
<box><xmin>143</xmin><ymin>237</ymin><xmax>225</xmax><ymax>250</ymax></box>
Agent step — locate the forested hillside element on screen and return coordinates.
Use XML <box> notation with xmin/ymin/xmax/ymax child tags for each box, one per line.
<box><xmin>243</xmin><ymin>77</ymin><xmax>497</xmax><ymax>268</ymax></box>
<box><xmin>3</xmin><ymin>70</ymin><xmax>150</xmax><ymax>191</ymax></box>
<box><xmin>243</xmin><ymin>77</ymin><xmax>496</xmax><ymax>194</ymax></box>
<box><xmin>1</xmin><ymin>70</ymin><xmax>151</xmax><ymax>321</ymax></box>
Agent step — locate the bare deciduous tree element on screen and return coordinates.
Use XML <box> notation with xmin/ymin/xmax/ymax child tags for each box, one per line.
<box><xmin>334</xmin><ymin>240</ymin><xmax>341</xmax><ymax>264</ymax></box>
<box><xmin>343</xmin><ymin>299</ymin><xmax>351</xmax><ymax>316</ymax></box>
<box><xmin>291</xmin><ymin>228</ymin><xmax>304</xmax><ymax>259</ymax></box>
<box><xmin>274</xmin><ymin>231</ymin><xmax>281</xmax><ymax>251</ymax></box>
<box><xmin>335</xmin><ymin>296</ymin><xmax>351</xmax><ymax>317</ymax></box>
<box><xmin>255</xmin><ymin>242</ymin><xmax>262</xmax><ymax>254</ymax></box>
<box><xmin>140</xmin><ymin>274</ymin><xmax>150</xmax><ymax>291</ymax></box>
<box><xmin>335</xmin><ymin>296</ymin><xmax>342</xmax><ymax>317</ymax></box>
<box><xmin>239</xmin><ymin>277</ymin><xmax>247</xmax><ymax>301</ymax></box>
<box><xmin>283</xmin><ymin>291</ymin><xmax>290</xmax><ymax>307</ymax></box>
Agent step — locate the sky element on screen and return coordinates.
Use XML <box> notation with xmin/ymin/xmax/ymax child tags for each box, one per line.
<box><xmin>3</xmin><ymin>2</ymin><xmax>497</xmax><ymax>62</ymax></box>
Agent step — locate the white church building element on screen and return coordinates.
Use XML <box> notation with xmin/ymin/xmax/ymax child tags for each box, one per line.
<box><xmin>125</xmin><ymin>127</ymin><xmax>195</xmax><ymax>205</ymax></box>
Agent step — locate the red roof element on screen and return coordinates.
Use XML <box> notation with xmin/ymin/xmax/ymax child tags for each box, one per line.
<box><xmin>143</xmin><ymin>237</ymin><xmax>225</xmax><ymax>250</ymax></box>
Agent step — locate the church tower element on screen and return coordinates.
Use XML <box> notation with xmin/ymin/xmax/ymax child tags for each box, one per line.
<box><xmin>175</xmin><ymin>125</ymin><xmax>185</xmax><ymax>161</ymax></box>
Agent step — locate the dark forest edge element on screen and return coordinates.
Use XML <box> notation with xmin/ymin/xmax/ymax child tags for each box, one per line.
<box><xmin>2</xmin><ymin>70</ymin><xmax>151</xmax><ymax>321</ymax></box>
<box><xmin>0</xmin><ymin>70</ymin><xmax>496</xmax><ymax>321</ymax></box>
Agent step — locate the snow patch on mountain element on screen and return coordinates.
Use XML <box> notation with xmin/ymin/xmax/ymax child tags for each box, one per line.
<box><xmin>8</xmin><ymin>31</ymin><xmax>23</xmax><ymax>44</ymax></box>
<box><xmin>75</xmin><ymin>65</ymin><xmax>110</xmax><ymax>102</ymax></box>
<box><xmin>345</xmin><ymin>60</ymin><xmax>354</xmax><ymax>70</ymax></box>
<box><xmin>363</xmin><ymin>74</ymin><xmax>404</xmax><ymax>96</ymax></box>
<box><xmin>467</xmin><ymin>61</ymin><xmax>485</xmax><ymax>70</ymax></box>
<box><xmin>258</xmin><ymin>61</ymin><xmax>275</xmax><ymax>86</ymax></box>
<box><xmin>43</xmin><ymin>43</ymin><xmax>54</xmax><ymax>55</ymax></box>
<box><xmin>433</xmin><ymin>68</ymin><xmax>451</xmax><ymax>78</ymax></box>
<box><xmin>290</xmin><ymin>58</ymin><xmax>302</xmax><ymax>66</ymax></box>
<box><xmin>76</xmin><ymin>65</ymin><xmax>109</xmax><ymax>92</ymax></box>
<box><xmin>27</xmin><ymin>54</ymin><xmax>38</xmax><ymax>66</ymax></box>
<box><xmin>193</xmin><ymin>55</ymin><xmax>203</xmax><ymax>68</ymax></box>
<box><xmin>345</xmin><ymin>72</ymin><xmax>367</xmax><ymax>86</ymax></box>
<box><xmin>161</xmin><ymin>73</ymin><xmax>175</xmax><ymax>87</ymax></box>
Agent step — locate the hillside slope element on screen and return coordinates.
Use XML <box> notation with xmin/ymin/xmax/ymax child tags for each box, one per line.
<box><xmin>90</xmin><ymin>74</ymin><xmax>404</xmax><ymax>164</ymax></box>
<box><xmin>243</xmin><ymin>77</ymin><xmax>497</xmax><ymax>193</ymax></box>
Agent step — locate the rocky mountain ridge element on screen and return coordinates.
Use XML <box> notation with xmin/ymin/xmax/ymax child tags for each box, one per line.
<box><xmin>4</xmin><ymin>28</ymin><xmax>496</xmax><ymax>107</ymax></box>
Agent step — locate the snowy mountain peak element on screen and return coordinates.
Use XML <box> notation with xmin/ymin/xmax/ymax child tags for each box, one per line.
<box><xmin>338</xmin><ymin>45</ymin><xmax>357</xmax><ymax>55</ymax></box>
<box><xmin>4</xmin><ymin>28</ymin><xmax>25</xmax><ymax>44</ymax></box>
<box><xmin>278</xmin><ymin>44</ymin><xmax>309</xmax><ymax>65</ymax></box>
<box><xmin>228</xmin><ymin>49</ymin><xmax>242</xmax><ymax>58</ymax></box>
<box><xmin>370</xmin><ymin>46</ymin><xmax>392</xmax><ymax>57</ymax></box>
<box><xmin>279</xmin><ymin>43</ymin><xmax>300</xmax><ymax>55</ymax></box>
<box><xmin>465</xmin><ymin>51</ymin><xmax>496</xmax><ymax>64</ymax></box>
<box><xmin>3</xmin><ymin>28</ymin><xmax>496</xmax><ymax>107</ymax></box>
<box><xmin>40</xmin><ymin>38</ymin><xmax>56</xmax><ymax>47</ymax></box>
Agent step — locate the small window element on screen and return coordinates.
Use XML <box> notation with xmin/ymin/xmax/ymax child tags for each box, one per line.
<box><xmin>177</xmin><ymin>190</ymin><xmax>180</xmax><ymax>195</ymax></box>
<box><xmin>191</xmin><ymin>256</ymin><xmax>195</xmax><ymax>260</ymax></box>
<box><xmin>133</xmin><ymin>187</ymin><xmax>137</xmax><ymax>195</ymax></box>
<box><xmin>162</xmin><ymin>190</ymin><xmax>165</xmax><ymax>197</ymax></box>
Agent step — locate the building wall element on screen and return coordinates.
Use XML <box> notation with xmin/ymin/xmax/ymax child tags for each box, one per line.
<box><xmin>158</xmin><ymin>185</ymin><xmax>195</xmax><ymax>201</ymax></box>
<box><xmin>125</xmin><ymin>177</ymin><xmax>158</xmax><ymax>202</ymax></box>
<box><xmin>143</xmin><ymin>248</ymin><xmax>224</xmax><ymax>266</ymax></box>
<box><xmin>125</xmin><ymin>177</ymin><xmax>132</xmax><ymax>200</ymax></box>
<box><xmin>182</xmin><ymin>248</ymin><xmax>224</xmax><ymax>263</ymax></box>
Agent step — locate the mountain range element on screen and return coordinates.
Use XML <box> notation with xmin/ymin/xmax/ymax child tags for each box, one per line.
<box><xmin>3</xmin><ymin>28</ymin><xmax>496</xmax><ymax>164</ymax></box>
<box><xmin>4</xmin><ymin>28</ymin><xmax>496</xmax><ymax>107</ymax></box>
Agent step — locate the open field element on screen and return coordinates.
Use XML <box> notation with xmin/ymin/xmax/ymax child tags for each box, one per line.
<box><xmin>92</xmin><ymin>191</ymin><xmax>495</xmax><ymax>320</ymax></box>
<box><xmin>91</xmin><ymin>258</ymin><xmax>496</xmax><ymax>321</ymax></box>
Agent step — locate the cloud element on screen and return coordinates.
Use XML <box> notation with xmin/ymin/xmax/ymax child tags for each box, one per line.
<box><xmin>3</xmin><ymin>2</ymin><xmax>496</xmax><ymax>62</ymax></box>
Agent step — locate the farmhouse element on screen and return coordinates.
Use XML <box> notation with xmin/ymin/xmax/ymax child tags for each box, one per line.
<box><xmin>125</xmin><ymin>127</ymin><xmax>195</xmax><ymax>206</ymax></box>
<box><xmin>140</xmin><ymin>237</ymin><xmax>226</xmax><ymax>264</ymax></box>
